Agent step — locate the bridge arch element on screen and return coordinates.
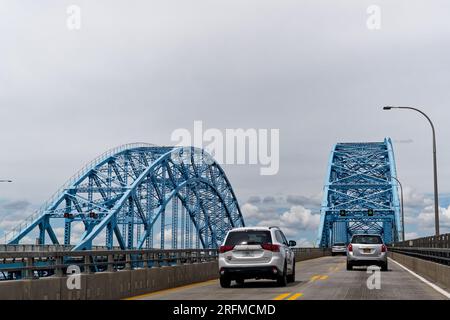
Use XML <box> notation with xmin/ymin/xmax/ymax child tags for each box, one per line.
<box><xmin>6</xmin><ymin>144</ymin><xmax>245</xmax><ymax>250</ymax></box>
<box><xmin>316</xmin><ymin>138</ymin><xmax>401</xmax><ymax>247</ymax></box>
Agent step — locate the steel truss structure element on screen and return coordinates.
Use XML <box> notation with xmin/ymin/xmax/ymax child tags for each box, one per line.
<box><xmin>317</xmin><ymin>138</ymin><xmax>401</xmax><ymax>247</ymax></box>
<box><xmin>6</xmin><ymin>143</ymin><xmax>245</xmax><ymax>251</ymax></box>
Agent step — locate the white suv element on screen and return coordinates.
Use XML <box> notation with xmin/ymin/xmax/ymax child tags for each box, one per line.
<box><xmin>218</xmin><ymin>226</ymin><xmax>296</xmax><ymax>288</ymax></box>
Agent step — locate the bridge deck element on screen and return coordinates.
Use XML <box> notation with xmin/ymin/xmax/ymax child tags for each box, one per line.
<box><xmin>129</xmin><ymin>256</ymin><xmax>447</xmax><ymax>300</ymax></box>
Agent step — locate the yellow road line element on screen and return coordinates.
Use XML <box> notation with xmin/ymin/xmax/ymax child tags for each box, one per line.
<box><xmin>320</xmin><ymin>275</ymin><xmax>329</xmax><ymax>280</ymax></box>
<box><xmin>124</xmin><ymin>279</ymin><xmax>218</xmax><ymax>300</ymax></box>
<box><xmin>287</xmin><ymin>293</ymin><xmax>303</xmax><ymax>300</ymax></box>
<box><xmin>273</xmin><ymin>293</ymin><xmax>291</xmax><ymax>300</ymax></box>
<box><xmin>310</xmin><ymin>275</ymin><xmax>321</xmax><ymax>282</ymax></box>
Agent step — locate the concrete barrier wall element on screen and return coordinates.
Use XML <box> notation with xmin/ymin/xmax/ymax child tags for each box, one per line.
<box><xmin>0</xmin><ymin>249</ymin><xmax>331</xmax><ymax>300</ymax></box>
<box><xmin>389</xmin><ymin>252</ymin><xmax>450</xmax><ymax>290</ymax></box>
<box><xmin>0</xmin><ymin>262</ymin><xmax>218</xmax><ymax>300</ymax></box>
<box><xmin>294</xmin><ymin>248</ymin><xmax>331</xmax><ymax>262</ymax></box>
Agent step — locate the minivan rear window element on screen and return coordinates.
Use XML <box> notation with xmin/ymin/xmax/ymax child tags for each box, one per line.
<box><xmin>351</xmin><ymin>235</ymin><xmax>382</xmax><ymax>244</ymax></box>
<box><xmin>225</xmin><ymin>230</ymin><xmax>272</xmax><ymax>246</ymax></box>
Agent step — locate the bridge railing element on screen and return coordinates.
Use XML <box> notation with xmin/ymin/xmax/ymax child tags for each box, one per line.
<box><xmin>0</xmin><ymin>246</ymin><xmax>330</xmax><ymax>280</ymax></box>
<box><xmin>0</xmin><ymin>248</ymin><xmax>218</xmax><ymax>280</ymax></box>
<box><xmin>0</xmin><ymin>244</ymin><xmax>127</xmax><ymax>252</ymax></box>
<box><xmin>390</xmin><ymin>233</ymin><xmax>450</xmax><ymax>266</ymax></box>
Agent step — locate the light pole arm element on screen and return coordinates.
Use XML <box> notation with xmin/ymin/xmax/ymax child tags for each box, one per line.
<box><xmin>396</xmin><ymin>107</ymin><xmax>436</xmax><ymax>152</ymax></box>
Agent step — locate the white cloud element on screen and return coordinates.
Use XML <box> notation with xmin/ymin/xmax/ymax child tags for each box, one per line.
<box><xmin>417</xmin><ymin>205</ymin><xmax>450</xmax><ymax>231</ymax></box>
<box><xmin>241</xmin><ymin>203</ymin><xmax>266</xmax><ymax>220</ymax></box>
<box><xmin>295</xmin><ymin>238</ymin><xmax>314</xmax><ymax>248</ymax></box>
<box><xmin>278</xmin><ymin>206</ymin><xmax>320</xmax><ymax>230</ymax></box>
<box><xmin>244</xmin><ymin>204</ymin><xmax>320</xmax><ymax>240</ymax></box>
<box><xmin>404</xmin><ymin>232</ymin><xmax>419</xmax><ymax>240</ymax></box>
<box><xmin>403</xmin><ymin>186</ymin><xmax>433</xmax><ymax>211</ymax></box>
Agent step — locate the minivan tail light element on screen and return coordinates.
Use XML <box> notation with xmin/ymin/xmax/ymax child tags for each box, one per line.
<box><xmin>347</xmin><ymin>244</ymin><xmax>353</xmax><ymax>252</ymax></box>
<box><xmin>261</xmin><ymin>243</ymin><xmax>280</xmax><ymax>252</ymax></box>
<box><xmin>219</xmin><ymin>245</ymin><xmax>234</xmax><ymax>253</ymax></box>
<box><xmin>381</xmin><ymin>244</ymin><xmax>387</xmax><ymax>252</ymax></box>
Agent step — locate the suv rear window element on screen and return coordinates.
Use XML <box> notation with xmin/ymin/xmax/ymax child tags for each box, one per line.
<box><xmin>351</xmin><ymin>235</ymin><xmax>382</xmax><ymax>244</ymax></box>
<box><xmin>225</xmin><ymin>230</ymin><xmax>272</xmax><ymax>246</ymax></box>
<box><xmin>333</xmin><ymin>243</ymin><xmax>345</xmax><ymax>246</ymax></box>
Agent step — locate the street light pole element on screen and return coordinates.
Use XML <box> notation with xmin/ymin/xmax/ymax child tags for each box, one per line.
<box><xmin>390</xmin><ymin>176</ymin><xmax>405</xmax><ymax>241</ymax></box>
<box><xmin>0</xmin><ymin>180</ymin><xmax>12</xmax><ymax>183</ymax></box>
<box><xmin>374</xmin><ymin>173</ymin><xmax>405</xmax><ymax>241</ymax></box>
<box><xmin>383</xmin><ymin>106</ymin><xmax>440</xmax><ymax>236</ymax></box>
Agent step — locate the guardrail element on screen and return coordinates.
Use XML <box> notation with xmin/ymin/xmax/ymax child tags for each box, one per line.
<box><xmin>390</xmin><ymin>233</ymin><xmax>450</xmax><ymax>266</ymax></box>
<box><xmin>0</xmin><ymin>249</ymin><xmax>218</xmax><ymax>280</ymax></box>
<box><xmin>389</xmin><ymin>247</ymin><xmax>450</xmax><ymax>266</ymax></box>
<box><xmin>0</xmin><ymin>244</ymin><xmax>124</xmax><ymax>252</ymax></box>
<box><xmin>393</xmin><ymin>233</ymin><xmax>450</xmax><ymax>248</ymax></box>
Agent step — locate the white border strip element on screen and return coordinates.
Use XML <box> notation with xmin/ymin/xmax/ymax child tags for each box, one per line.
<box><xmin>388</xmin><ymin>257</ymin><xmax>450</xmax><ymax>299</ymax></box>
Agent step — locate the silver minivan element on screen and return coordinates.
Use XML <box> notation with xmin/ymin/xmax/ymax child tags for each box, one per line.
<box><xmin>346</xmin><ymin>234</ymin><xmax>388</xmax><ymax>271</ymax></box>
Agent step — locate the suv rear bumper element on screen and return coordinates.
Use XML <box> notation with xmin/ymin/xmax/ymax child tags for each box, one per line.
<box><xmin>347</xmin><ymin>252</ymin><xmax>387</xmax><ymax>265</ymax></box>
<box><xmin>219</xmin><ymin>266</ymin><xmax>282</xmax><ymax>280</ymax></box>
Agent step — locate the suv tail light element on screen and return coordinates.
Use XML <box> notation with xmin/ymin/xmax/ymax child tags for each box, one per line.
<box><xmin>261</xmin><ymin>243</ymin><xmax>280</xmax><ymax>252</ymax></box>
<box><xmin>219</xmin><ymin>245</ymin><xmax>234</xmax><ymax>253</ymax></box>
<box><xmin>347</xmin><ymin>244</ymin><xmax>353</xmax><ymax>252</ymax></box>
<box><xmin>381</xmin><ymin>244</ymin><xmax>387</xmax><ymax>252</ymax></box>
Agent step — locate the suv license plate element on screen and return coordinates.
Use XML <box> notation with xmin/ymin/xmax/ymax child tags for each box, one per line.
<box><xmin>363</xmin><ymin>249</ymin><xmax>371</xmax><ymax>253</ymax></box>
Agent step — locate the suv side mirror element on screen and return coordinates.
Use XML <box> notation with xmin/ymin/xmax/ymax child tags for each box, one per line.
<box><xmin>288</xmin><ymin>240</ymin><xmax>296</xmax><ymax>247</ymax></box>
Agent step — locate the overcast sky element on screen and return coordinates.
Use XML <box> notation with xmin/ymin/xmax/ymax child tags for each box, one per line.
<box><xmin>1</xmin><ymin>1</ymin><xmax>450</xmax><ymax>245</ymax></box>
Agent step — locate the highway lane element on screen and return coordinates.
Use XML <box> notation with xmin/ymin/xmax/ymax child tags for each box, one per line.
<box><xmin>129</xmin><ymin>256</ymin><xmax>448</xmax><ymax>300</ymax></box>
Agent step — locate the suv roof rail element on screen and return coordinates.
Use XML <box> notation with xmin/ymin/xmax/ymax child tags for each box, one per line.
<box><xmin>269</xmin><ymin>226</ymin><xmax>280</xmax><ymax>229</ymax></box>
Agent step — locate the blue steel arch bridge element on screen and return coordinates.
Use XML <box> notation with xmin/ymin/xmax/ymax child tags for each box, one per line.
<box><xmin>5</xmin><ymin>143</ymin><xmax>245</xmax><ymax>251</ymax></box>
<box><xmin>316</xmin><ymin>138</ymin><xmax>402</xmax><ymax>247</ymax></box>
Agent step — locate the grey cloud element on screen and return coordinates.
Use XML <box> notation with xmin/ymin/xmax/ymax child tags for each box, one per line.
<box><xmin>246</xmin><ymin>196</ymin><xmax>261</xmax><ymax>204</ymax></box>
<box><xmin>286</xmin><ymin>195</ymin><xmax>321</xmax><ymax>207</ymax></box>
<box><xmin>2</xmin><ymin>200</ymin><xmax>30</xmax><ymax>211</ymax></box>
<box><xmin>262</xmin><ymin>196</ymin><xmax>276</xmax><ymax>204</ymax></box>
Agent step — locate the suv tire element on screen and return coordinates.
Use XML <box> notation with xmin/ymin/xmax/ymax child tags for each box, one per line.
<box><xmin>287</xmin><ymin>262</ymin><xmax>295</xmax><ymax>283</ymax></box>
<box><xmin>220</xmin><ymin>276</ymin><xmax>231</xmax><ymax>288</ymax></box>
<box><xmin>277</xmin><ymin>263</ymin><xmax>288</xmax><ymax>287</ymax></box>
<box><xmin>346</xmin><ymin>261</ymin><xmax>353</xmax><ymax>271</ymax></box>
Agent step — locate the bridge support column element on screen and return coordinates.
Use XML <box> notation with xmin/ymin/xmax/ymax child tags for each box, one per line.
<box><xmin>142</xmin><ymin>253</ymin><xmax>149</xmax><ymax>268</ymax></box>
<box><xmin>23</xmin><ymin>257</ymin><xmax>34</xmax><ymax>279</ymax></box>
<box><xmin>55</xmin><ymin>256</ymin><xmax>63</xmax><ymax>277</ymax></box>
<box><xmin>125</xmin><ymin>254</ymin><xmax>132</xmax><ymax>270</ymax></box>
<box><xmin>107</xmin><ymin>254</ymin><xmax>115</xmax><ymax>272</ymax></box>
<box><xmin>84</xmin><ymin>255</ymin><xmax>92</xmax><ymax>274</ymax></box>
<box><xmin>153</xmin><ymin>252</ymin><xmax>160</xmax><ymax>268</ymax></box>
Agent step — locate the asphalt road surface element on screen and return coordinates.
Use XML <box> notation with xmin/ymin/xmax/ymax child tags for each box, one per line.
<box><xmin>129</xmin><ymin>256</ymin><xmax>448</xmax><ymax>300</ymax></box>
